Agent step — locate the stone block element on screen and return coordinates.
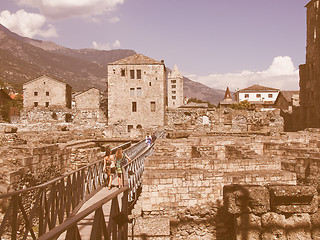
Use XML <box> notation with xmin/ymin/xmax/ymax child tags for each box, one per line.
<box><xmin>128</xmin><ymin>216</ymin><xmax>170</xmax><ymax>239</ymax></box>
<box><xmin>223</xmin><ymin>184</ymin><xmax>270</xmax><ymax>214</ymax></box>
<box><xmin>311</xmin><ymin>209</ymin><xmax>320</xmax><ymax>240</ymax></box>
<box><xmin>235</xmin><ymin>213</ymin><xmax>261</xmax><ymax>240</ymax></box>
<box><xmin>269</xmin><ymin>185</ymin><xmax>318</xmax><ymax>214</ymax></box>
<box><xmin>261</xmin><ymin>212</ymin><xmax>286</xmax><ymax>240</ymax></box>
<box><xmin>286</xmin><ymin>213</ymin><xmax>311</xmax><ymax>240</ymax></box>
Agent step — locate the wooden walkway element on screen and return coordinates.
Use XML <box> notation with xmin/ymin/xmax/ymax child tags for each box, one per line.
<box><xmin>57</xmin><ymin>178</ymin><xmax>123</xmax><ymax>239</ymax></box>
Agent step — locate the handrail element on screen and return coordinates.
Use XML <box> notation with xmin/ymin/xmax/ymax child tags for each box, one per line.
<box><xmin>0</xmin><ymin>141</ymin><xmax>132</xmax><ymax>239</ymax></box>
<box><xmin>0</xmin><ymin>132</ymin><xmax>164</xmax><ymax>239</ymax></box>
<box><xmin>0</xmin><ymin>141</ymin><xmax>132</xmax><ymax>200</ymax></box>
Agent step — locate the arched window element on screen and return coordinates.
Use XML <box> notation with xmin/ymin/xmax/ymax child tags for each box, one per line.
<box><xmin>137</xmin><ymin>124</ymin><xmax>142</xmax><ymax>129</ymax></box>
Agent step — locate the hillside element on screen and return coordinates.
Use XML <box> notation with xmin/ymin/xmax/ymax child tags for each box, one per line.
<box><xmin>0</xmin><ymin>24</ymin><xmax>225</xmax><ymax>104</ymax></box>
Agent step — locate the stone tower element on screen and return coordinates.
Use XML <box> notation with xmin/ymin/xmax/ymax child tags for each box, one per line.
<box><xmin>107</xmin><ymin>54</ymin><xmax>167</xmax><ymax>132</ymax></box>
<box><xmin>167</xmin><ymin>64</ymin><xmax>184</xmax><ymax>108</ymax></box>
<box><xmin>300</xmin><ymin>0</ymin><xmax>320</xmax><ymax>128</ymax></box>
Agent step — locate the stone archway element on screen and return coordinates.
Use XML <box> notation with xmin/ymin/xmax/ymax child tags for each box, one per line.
<box><xmin>232</xmin><ymin>115</ymin><xmax>248</xmax><ymax>132</ymax></box>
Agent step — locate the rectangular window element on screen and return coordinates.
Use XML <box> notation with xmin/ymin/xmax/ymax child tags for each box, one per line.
<box><xmin>132</xmin><ymin>102</ymin><xmax>137</xmax><ymax>112</ymax></box>
<box><xmin>128</xmin><ymin>125</ymin><xmax>133</xmax><ymax>132</ymax></box>
<box><xmin>137</xmin><ymin>70</ymin><xmax>141</xmax><ymax>79</ymax></box>
<box><xmin>34</xmin><ymin>102</ymin><xmax>38</xmax><ymax>107</ymax></box>
<box><xmin>268</xmin><ymin>94</ymin><xmax>273</xmax><ymax>98</ymax></box>
<box><xmin>34</xmin><ymin>92</ymin><xmax>38</xmax><ymax>96</ymax></box>
<box><xmin>172</xmin><ymin>85</ymin><xmax>176</xmax><ymax>89</ymax></box>
<box><xmin>244</xmin><ymin>94</ymin><xmax>249</xmax><ymax>98</ymax></box>
<box><xmin>130</xmin><ymin>88</ymin><xmax>135</xmax><ymax>97</ymax></box>
<box><xmin>256</xmin><ymin>94</ymin><xmax>261</xmax><ymax>98</ymax></box>
<box><xmin>149</xmin><ymin>82</ymin><xmax>152</xmax><ymax>86</ymax></box>
<box><xmin>121</xmin><ymin>68</ymin><xmax>126</xmax><ymax>76</ymax></box>
<box><xmin>45</xmin><ymin>102</ymin><xmax>49</xmax><ymax>107</ymax></box>
<box><xmin>171</xmin><ymin>80</ymin><xmax>176</xmax><ymax>83</ymax></box>
<box><xmin>172</xmin><ymin>96</ymin><xmax>176</xmax><ymax>99</ymax></box>
<box><xmin>46</xmin><ymin>91</ymin><xmax>49</xmax><ymax>96</ymax></box>
<box><xmin>130</xmin><ymin>70</ymin><xmax>135</xmax><ymax>79</ymax></box>
<box><xmin>151</xmin><ymin>101</ymin><xmax>156</xmax><ymax>112</ymax></box>
<box><xmin>172</xmin><ymin>91</ymin><xmax>176</xmax><ymax>94</ymax></box>
<box><xmin>137</xmin><ymin>87</ymin><xmax>142</xmax><ymax>97</ymax></box>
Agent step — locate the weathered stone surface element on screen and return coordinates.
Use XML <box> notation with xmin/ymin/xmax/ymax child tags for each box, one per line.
<box><xmin>286</xmin><ymin>213</ymin><xmax>311</xmax><ymax>240</ymax></box>
<box><xmin>128</xmin><ymin>216</ymin><xmax>170</xmax><ymax>240</ymax></box>
<box><xmin>311</xmin><ymin>209</ymin><xmax>320</xmax><ymax>240</ymax></box>
<box><xmin>4</xmin><ymin>127</ymin><xmax>17</xmax><ymax>133</ymax></box>
<box><xmin>235</xmin><ymin>213</ymin><xmax>261</xmax><ymax>240</ymax></box>
<box><xmin>269</xmin><ymin>185</ymin><xmax>318</xmax><ymax>214</ymax></box>
<box><xmin>223</xmin><ymin>185</ymin><xmax>270</xmax><ymax>214</ymax></box>
<box><xmin>261</xmin><ymin>212</ymin><xmax>286</xmax><ymax>240</ymax></box>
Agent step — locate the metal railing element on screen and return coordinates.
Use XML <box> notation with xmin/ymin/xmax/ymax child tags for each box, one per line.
<box><xmin>0</xmin><ymin>132</ymin><xmax>163</xmax><ymax>239</ymax></box>
<box><xmin>0</xmin><ymin>141</ymin><xmax>132</xmax><ymax>240</ymax></box>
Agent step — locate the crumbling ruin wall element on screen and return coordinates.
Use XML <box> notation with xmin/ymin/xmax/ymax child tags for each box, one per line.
<box><xmin>130</xmin><ymin>130</ymin><xmax>320</xmax><ymax>239</ymax></box>
<box><xmin>130</xmin><ymin>135</ymin><xmax>299</xmax><ymax>239</ymax></box>
<box><xmin>0</xmin><ymin>144</ymin><xmax>71</xmax><ymax>194</ymax></box>
<box><xmin>19</xmin><ymin>107</ymin><xmax>107</xmax><ymax>129</ymax></box>
<box><xmin>166</xmin><ymin>108</ymin><xmax>283</xmax><ymax>133</ymax></box>
<box><xmin>223</xmin><ymin>184</ymin><xmax>319</xmax><ymax>240</ymax></box>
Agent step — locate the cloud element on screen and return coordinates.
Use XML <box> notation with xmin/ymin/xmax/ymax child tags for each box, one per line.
<box><xmin>108</xmin><ymin>17</ymin><xmax>120</xmax><ymax>23</ymax></box>
<box><xmin>17</xmin><ymin>0</ymin><xmax>124</xmax><ymax>20</ymax></box>
<box><xmin>185</xmin><ymin>56</ymin><xmax>299</xmax><ymax>92</ymax></box>
<box><xmin>0</xmin><ymin>10</ymin><xmax>57</xmax><ymax>38</ymax></box>
<box><xmin>92</xmin><ymin>40</ymin><xmax>121</xmax><ymax>50</ymax></box>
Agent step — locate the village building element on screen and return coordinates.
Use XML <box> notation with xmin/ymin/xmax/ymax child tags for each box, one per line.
<box><xmin>234</xmin><ymin>84</ymin><xmax>280</xmax><ymax>110</ymax></box>
<box><xmin>23</xmin><ymin>75</ymin><xmax>72</xmax><ymax>109</ymax></box>
<box><xmin>218</xmin><ymin>87</ymin><xmax>237</xmax><ymax>108</ymax></box>
<box><xmin>107</xmin><ymin>54</ymin><xmax>167</xmax><ymax>132</ymax></box>
<box><xmin>74</xmin><ymin>88</ymin><xmax>100</xmax><ymax>110</ymax></box>
<box><xmin>167</xmin><ymin>65</ymin><xmax>184</xmax><ymax>108</ymax></box>
<box><xmin>299</xmin><ymin>0</ymin><xmax>320</xmax><ymax>128</ymax></box>
<box><xmin>274</xmin><ymin>91</ymin><xmax>300</xmax><ymax>112</ymax></box>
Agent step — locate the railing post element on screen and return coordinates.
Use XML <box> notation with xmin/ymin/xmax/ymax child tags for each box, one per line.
<box><xmin>11</xmin><ymin>195</ymin><xmax>18</xmax><ymax>240</ymax></box>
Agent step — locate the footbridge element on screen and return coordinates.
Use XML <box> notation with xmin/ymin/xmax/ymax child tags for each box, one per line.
<box><xmin>0</xmin><ymin>132</ymin><xmax>164</xmax><ymax>240</ymax></box>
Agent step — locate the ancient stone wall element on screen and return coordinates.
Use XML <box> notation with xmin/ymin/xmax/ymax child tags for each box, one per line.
<box><xmin>223</xmin><ymin>184</ymin><xmax>319</xmax><ymax>240</ymax></box>
<box><xmin>17</xmin><ymin>107</ymin><xmax>107</xmax><ymax>131</ymax></box>
<box><xmin>0</xmin><ymin>129</ymin><xmax>111</xmax><ymax>195</ymax></box>
<box><xmin>166</xmin><ymin>108</ymin><xmax>284</xmax><ymax>134</ymax></box>
<box><xmin>131</xmin><ymin>130</ymin><xmax>320</xmax><ymax>239</ymax></box>
<box><xmin>0</xmin><ymin>144</ymin><xmax>71</xmax><ymax>193</ymax></box>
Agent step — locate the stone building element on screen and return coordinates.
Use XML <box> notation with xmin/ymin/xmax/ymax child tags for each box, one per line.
<box><xmin>299</xmin><ymin>0</ymin><xmax>320</xmax><ymax>128</ymax></box>
<box><xmin>234</xmin><ymin>84</ymin><xmax>279</xmax><ymax>110</ymax></box>
<box><xmin>23</xmin><ymin>75</ymin><xmax>72</xmax><ymax>109</ymax></box>
<box><xmin>274</xmin><ymin>91</ymin><xmax>300</xmax><ymax>112</ymax></box>
<box><xmin>107</xmin><ymin>54</ymin><xmax>166</xmax><ymax>132</ymax></box>
<box><xmin>167</xmin><ymin>65</ymin><xmax>184</xmax><ymax>109</ymax></box>
<box><xmin>74</xmin><ymin>88</ymin><xmax>100</xmax><ymax>109</ymax></box>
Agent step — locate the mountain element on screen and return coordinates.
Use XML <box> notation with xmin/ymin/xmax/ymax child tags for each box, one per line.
<box><xmin>0</xmin><ymin>24</ymin><xmax>225</xmax><ymax>104</ymax></box>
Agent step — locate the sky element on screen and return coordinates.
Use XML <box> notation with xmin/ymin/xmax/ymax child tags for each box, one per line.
<box><xmin>0</xmin><ymin>0</ymin><xmax>309</xmax><ymax>91</ymax></box>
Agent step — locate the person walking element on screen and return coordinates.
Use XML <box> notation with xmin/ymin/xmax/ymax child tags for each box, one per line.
<box><xmin>103</xmin><ymin>148</ymin><xmax>115</xmax><ymax>190</ymax></box>
<box><xmin>115</xmin><ymin>147</ymin><xmax>131</xmax><ymax>188</ymax></box>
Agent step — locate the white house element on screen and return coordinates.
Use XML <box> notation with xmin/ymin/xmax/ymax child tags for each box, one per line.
<box><xmin>234</xmin><ymin>84</ymin><xmax>280</xmax><ymax>110</ymax></box>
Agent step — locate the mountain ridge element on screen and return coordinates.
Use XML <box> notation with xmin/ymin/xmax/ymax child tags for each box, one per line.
<box><xmin>0</xmin><ymin>24</ymin><xmax>225</xmax><ymax>104</ymax></box>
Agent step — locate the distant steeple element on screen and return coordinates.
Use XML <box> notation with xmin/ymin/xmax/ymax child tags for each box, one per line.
<box><xmin>224</xmin><ymin>87</ymin><xmax>232</xmax><ymax>101</ymax></box>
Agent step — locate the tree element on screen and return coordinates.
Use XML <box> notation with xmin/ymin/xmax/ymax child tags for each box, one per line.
<box><xmin>187</xmin><ymin>98</ymin><xmax>216</xmax><ymax>108</ymax></box>
<box><xmin>230</xmin><ymin>100</ymin><xmax>251</xmax><ymax>110</ymax></box>
<box><xmin>0</xmin><ymin>94</ymin><xmax>23</xmax><ymax>122</ymax></box>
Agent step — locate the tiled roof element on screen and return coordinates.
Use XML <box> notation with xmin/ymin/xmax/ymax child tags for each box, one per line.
<box><xmin>23</xmin><ymin>74</ymin><xmax>70</xmax><ymax>87</ymax></box>
<box><xmin>239</xmin><ymin>84</ymin><xmax>279</xmax><ymax>92</ymax></box>
<box><xmin>108</xmin><ymin>54</ymin><xmax>163</xmax><ymax>65</ymax></box>
<box><xmin>280</xmin><ymin>91</ymin><xmax>299</xmax><ymax>102</ymax></box>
